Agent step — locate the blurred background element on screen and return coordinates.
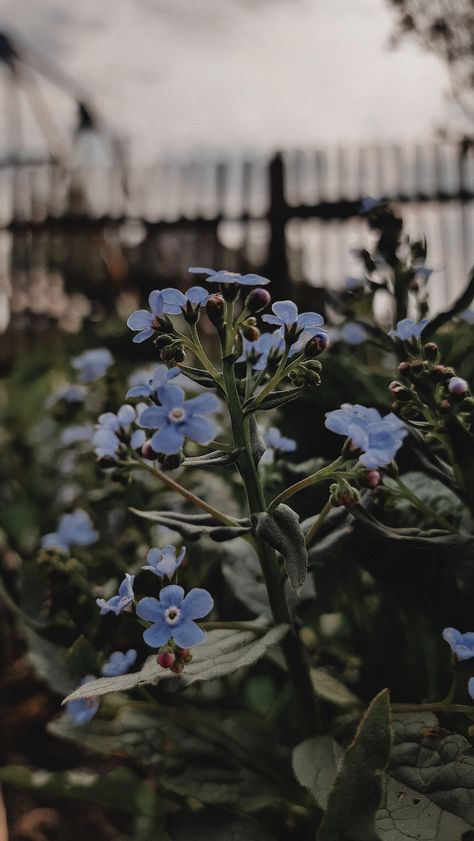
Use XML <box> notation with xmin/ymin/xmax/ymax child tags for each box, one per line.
<box><xmin>0</xmin><ymin>0</ymin><xmax>472</xmax><ymax>363</ymax></box>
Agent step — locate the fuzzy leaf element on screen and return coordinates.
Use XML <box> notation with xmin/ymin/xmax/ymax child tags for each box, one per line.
<box><xmin>244</xmin><ymin>387</ymin><xmax>305</xmax><ymax>415</ymax></box>
<box><xmin>350</xmin><ymin>506</ymin><xmax>470</xmax><ymax>547</ymax></box>
<box><xmin>311</xmin><ymin>668</ymin><xmax>360</xmax><ymax>708</ymax></box>
<box><xmin>316</xmin><ymin>688</ymin><xmax>392</xmax><ymax>841</ymax></box>
<box><xmin>254</xmin><ymin>504</ymin><xmax>308</xmax><ymax>591</ymax></box>
<box><xmin>292</xmin><ymin>735</ymin><xmax>344</xmax><ymax>810</ymax></box>
<box><xmin>182</xmin><ymin>449</ymin><xmax>242</xmax><ymax>467</ymax></box>
<box><xmin>177</xmin><ymin>364</ymin><xmax>221</xmax><ymax>389</ymax></box>
<box><xmin>63</xmin><ymin>623</ymin><xmax>290</xmax><ymax>703</ymax></box>
<box><xmin>130</xmin><ymin>508</ymin><xmax>251</xmax><ymax>542</ymax></box>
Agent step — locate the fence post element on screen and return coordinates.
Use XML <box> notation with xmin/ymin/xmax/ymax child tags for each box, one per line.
<box><xmin>265</xmin><ymin>152</ymin><xmax>290</xmax><ymax>298</ymax></box>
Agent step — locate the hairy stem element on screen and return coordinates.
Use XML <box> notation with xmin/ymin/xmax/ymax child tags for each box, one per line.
<box><xmin>304</xmin><ymin>498</ymin><xmax>333</xmax><ymax>548</ymax></box>
<box><xmin>268</xmin><ymin>457</ymin><xmax>345</xmax><ymax>512</ymax></box>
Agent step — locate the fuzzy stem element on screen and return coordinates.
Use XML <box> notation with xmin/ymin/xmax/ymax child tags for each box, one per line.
<box><xmin>268</xmin><ymin>457</ymin><xmax>345</xmax><ymax>512</ymax></box>
<box><xmin>304</xmin><ymin>498</ymin><xmax>333</xmax><ymax>547</ymax></box>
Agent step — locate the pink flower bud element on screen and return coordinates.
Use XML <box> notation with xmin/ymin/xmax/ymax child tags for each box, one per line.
<box><xmin>157</xmin><ymin>650</ymin><xmax>176</xmax><ymax>669</ymax></box>
<box><xmin>448</xmin><ymin>376</ymin><xmax>469</xmax><ymax>396</ymax></box>
<box><xmin>366</xmin><ymin>470</ymin><xmax>381</xmax><ymax>488</ymax></box>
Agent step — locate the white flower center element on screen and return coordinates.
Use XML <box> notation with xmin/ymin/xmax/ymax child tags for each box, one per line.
<box><xmin>168</xmin><ymin>407</ymin><xmax>186</xmax><ymax>423</ymax></box>
<box><xmin>165</xmin><ymin>606</ymin><xmax>181</xmax><ymax>626</ymax></box>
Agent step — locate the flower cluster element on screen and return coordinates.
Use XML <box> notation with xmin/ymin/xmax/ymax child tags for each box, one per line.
<box><xmin>143</xmin><ymin>545</ymin><xmax>186</xmax><ymax>578</ymax></box>
<box><xmin>41</xmin><ymin>509</ymin><xmax>98</xmax><ymax>554</ymax></box>
<box><xmin>72</xmin><ymin>348</ymin><xmax>114</xmax><ymax>382</ymax></box>
<box><xmin>442</xmin><ymin>628</ymin><xmax>474</xmax><ymax>701</ymax></box>
<box><xmin>325</xmin><ymin>403</ymin><xmax>407</xmax><ymax>468</ymax></box>
<box><xmin>92</xmin><ymin>404</ymin><xmax>146</xmax><ymax>460</ymax></box>
<box><xmin>388</xmin><ymin>318</ymin><xmax>429</xmax><ymax>342</ymax></box>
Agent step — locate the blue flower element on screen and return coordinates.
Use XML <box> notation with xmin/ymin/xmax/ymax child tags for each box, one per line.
<box><xmin>96</xmin><ymin>573</ymin><xmax>135</xmax><ymax>615</ymax></box>
<box><xmin>101</xmin><ymin>649</ymin><xmax>137</xmax><ymax>677</ymax></box>
<box><xmin>262</xmin><ymin>301</ymin><xmax>325</xmax><ymax>335</ymax></box>
<box><xmin>238</xmin><ymin>330</ymin><xmax>285</xmax><ymax>371</ymax></box>
<box><xmin>442</xmin><ymin>627</ymin><xmax>474</xmax><ymax>660</ymax></box>
<box><xmin>72</xmin><ymin>349</ymin><xmax>113</xmax><ymax>382</ymax></box>
<box><xmin>142</xmin><ymin>545</ymin><xmax>186</xmax><ymax>578</ymax></box>
<box><xmin>188</xmin><ymin>267</ymin><xmax>270</xmax><ymax>286</ymax></box>
<box><xmin>265</xmin><ymin>426</ymin><xmax>297</xmax><ymax>453</ymax></box>
<box><xmin>41</xmin><ymin>509</ymin><xmax>98</xmax><ymax>553</ymax></box>
<box><xmin>93</xmin><ymin>404</ymin><xmax>145</xmax><ymax>459</ymax></box>
<box><xmin>66</xmin><ymin>676</ymin><xmax>99</xmax><ymax>725</ymax></box>
<box><xmin>127</xmin><ymin>291</ymin><xmax>166</xmax><ymax>343</ymax></box>
<box><xmin>325</xmin><ymin>403</ymin><xmax>407</xmax><ymax>468</ymax></box>
<box><xmin>136</xmin><ymin>585</ymin><xmax>213</xmax><ymax>648</ymax></box>
<box><xmin>339</xmin><ymin>322</ymin><xmax>367</xmax><ymax>345</ymax></box>
<box><xmin>48</xmin><ymin>384</ymin><xmax>87</xmax><ymax>407</ymax></box>
<box><xmin>60</xmin><ymin>424</ymin><xmax>95</xmax><ymax>446</ymax></box>
<box><xmin>126</xmin><ymin>365</ymin><xmax>180</xmax><ymax>399</ymax></box>
<box><xmin>140</xmin><ymin>384</ymin><xmax>220</xmax><ymax>455</ymax></box>
<box><xmin>388</xmin><ymin>318</ymin><xmax>429</xmax><ymax>341</ymax></box>
<box><xmin>161</xmin><ymin>286</ymin><xmax>209</xmax><ymax>314</ymax></box>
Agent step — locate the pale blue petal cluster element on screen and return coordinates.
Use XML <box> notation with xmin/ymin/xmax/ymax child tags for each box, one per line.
<box><xmin>142</xmin><ymin>545</ymin><xmax>186</xmax><ymax>579</ymax></box>
<box><xmin>238</xmin><ymin>330</ymin><xmax>285</xmax><ymax>371</ymax></box>
<box><xmin>96</xmin><ymin>573</ymin><xmax>135</xmax><ymax>615</ymax></box>
<box><xmin>126</xmin><ymin>364</ymin><xmax>180</xmax><ymax>399</ymax></box>
<box><xmin>41</xmin><ymin>509</ymin><xmax>98</xmax><ymax>553</ymax></box>
<box><xmin>93</xmin><ymin>404</ymin><xmax>146</xmax><ymax>459</ymax></box>
<box><xmin>161</xmin><ymin>286</ymin><xmax>209</xmax><ymax>314</ymax></box>
<box><xmin>127</xmin><ymin>291</ymin><xmax>166</xmax><ymax>343</ymax></box>
<box><xmin>188</xmin><ymin>267</ymin><xmax>270</xmax><ymax>286</ymax></box>
<box><xmin>60</xmin><ymin>424</ymin><xmax>94</xmax><ymax>447</ymax></box>
<box><xmin>72</xmin><ymin>349</ymin><xmax>113</xmax><ymax>382</ymax></box>
<box><xmin>388</xmin><ymin>318</ymin><xmax>429</xmax><ymax>341</ymax></box>
<box><xmin>265</xmin><ymin>426</ymin><xmax>297</xmax><ymax>453</ymax></box>
<box><xmin>48</xmin><ymin>384</ymin><xmax>87</xmax><ymax>406</ymax></box>
<box><xmin>101</xmin><ymin>649</ymin><xmax>137</xmax><ymax>677</ymax></box>
<box><xmin>262</xmin><ymin>301</ymin><xmax>325</xmax><ymax>334</ymax></box>
<box><xmin>66</xmin><ymin>675</ymin><xmax>99</xmax><ymax>725</ymax></box>
<box><xmin>442</xmin><ymin>627</ymin><xmax>474</xmax><ymax>660</ymax></box>
<box><xmin>330</xmin><ymin>322</ymin><xmax>367</xmax><ymax>346</ymax></box>
<box><xmin>325</xmin><ymin>403</ymin><xmax>407</xmax><ymax>468</ymax></box>
<box><xmin>137</xmin><ymin>585</ymin><xmax>213</xmax><ymax>649</ymax></box>
<box><xmin>140</xmin><ymin>384</ymin><xmax>220</xmax><ymax>455</ymax></box>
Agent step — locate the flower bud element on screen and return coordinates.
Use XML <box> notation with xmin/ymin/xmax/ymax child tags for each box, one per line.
<box><xmin>206</xmin><ymin>293</ymin><xmax>225</xmax><ymax>326</ymax></box>
<box><xmin>448</xmin><ymin>376</ymin><xmax>469</xmax><ymax>396</ymax></box>
<box><xmin>304</xmin><ymin>332</ymin><xmax>329</xmax><ymax>357</ymax></box>
<box><xmin>154</xmin><ymin>334</ymin><xmax>174</xmax><ymax>351</ymax></box>
<box><xmin>398</xmin><ymin>361</ymin><xmax>411</xmax><ymax>378</ymax></box>
<box><xmin>161</xmin><ymin>344</ymin><xmax>186</xmax><ymax>364</ymax></box>
<box><xmin>460</xmin><ymin>396</ymin><xmax>474</xmax><ymax>411</ymax></box>
<box><xmin>423</xmin><ymin>342</ymin><xmax>439</xmax><ymax>361</ymax></box>
<box><xmin>304</xmin><ymin>359</ymin><xmax>322</xmax><ymax>373</ymax></box>
<box><xmin>430</xmin><ymin>364</ymin><xmax>446</xmax><ymax>383</ymax></box>
<box><xmin>388</xmin><ymin>381</ymin><xmax>402</xmax><ymax>394</ymax></box>
<box><xmin>141</xmin><ymin>439</ymin><xmax>159</xmax><ymax>460</ymax></box>
<box><xmin>158</xmin><ymin>453</ymin><xmax>184</xmax><ymax>471</ymax></box>
<box><xmin>241</xmin><ymin>322</ymin><xmax>261</xmax><ymax>341</ymax></box>
<box><xmin>365</xmin><ymin>470</ymin><xmax>381</xmax><ymax>488</ymax></box>
<box><xmin>157</xmin><ymin>649</ymin><xmax>176</xmax><ymax>669</ymax></box>
<box><xmin>410</xmin><ymin>359</ymin><xmax>425</xmax><ymax>375</ymax></box>
<box><xmin>441</xmin><ymin>366</ymin><xmax>455</xmax><ymax>380</ymax></box>
<box><xmin>439</xmin><ymin>399</ymin><xmax>451</xmax><ymax>412</ymax></box>
<box><xmin>244</xmin><ymin>287</ymin><xmax>271</xmax><ymax>314</ymax></box>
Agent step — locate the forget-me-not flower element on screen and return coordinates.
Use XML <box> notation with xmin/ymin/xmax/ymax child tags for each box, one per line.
<box><xmin>325</xmin><ymin>403</ymin><xmax>407</xmax><ymax>468</ymax></box>
<box><xmin>101</xmin><ymin>649</ymin><xmax>137</xmax><ymax>677</ymax></box>
<box><xmin>442</xmin><ymin>627</ymin><xmax>474</xmax><ymax>660</ymax></box>
<box><xmin>330</xmin><ymin>322</ymin><xmax>367</xmax><ymax>346</ymax></box>
<box><xmin>126</xmin><ymin>365</ymin><xmax>180</xmax><ymax>399</ymax></box>
<box><xmin>388</xmin><ymin>318</ymin><xmax>429</xmax><ymax>341</ymax></box>
<box><xmin>60</xmin><ymin>424</ymin><xmax>94</xmax><ymax>447</ymax></box>
<box><xmin>142</xmin><ymin>545</ymin><xmax>186</xmax><ymax>578</ymax></box>
<box><xmin>127</xmin><ymin>291</ymin><xmax>167</xmax><ymax>343</ymax></box>
<box><xmin>96</xmin><ymin>573</ymin><xmax>135</xmax><ymax>615</ymax></box>
<box><xmin>72</xmin><ymin>349</ymin><xmax>113</xmax><ymax>382</ymax></box>
<box><xmin>161</xmin><ymin>286</ymin><xmax>209</xmax><ymax>314</ymax></box>
<box><xmin>188</xmin><ymin>267</ymin><xmax>270</xmax><ymax>286</ymax></box>
<box><xmin>265</xmin><ymin>426</ymin><xmax>297</xmax><ymax>454</ymax></box>
<box><xmin>41</xmin><ymin>509</ymin><xmax>98</xmax><ymax>553</ymax></box>
<box><xmin>238</xmin><ymin>330</ymin><xmax>285</xmax><ymax>371</ymax></box>
<box><xmin>137</xmin><ymin>585</ymin><xmax>213</xmax><ymax>648</ymax></box>
<box><xmin>48</xmin><ymin>384</ymin><xmax>87</xmax><ymax>407</ymax></box>
<box><xmin>140</xmin><ymin>384</ymin><xmax>220</xmax><ymax>455</ymax></box>
<box><xmin>262</xmin><ymin>302</ymin><xmax>325</xmax><ymax>343</ymax></box>
<box><xmin>66</xmin><ymin>676</ymin><xmax>99</xmax><ymax>725</ymax></box>
<box><xmin>93</xmin><ymin>404</ymin><xmax>146</xmax><ymax>459</ymax></box>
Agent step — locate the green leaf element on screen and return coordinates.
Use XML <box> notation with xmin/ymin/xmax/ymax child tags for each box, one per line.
<box><xmin>130</xmin><ymin>508</ymin><xmax>251</xmax><ymax>542</ymax></box>
<box><xmin>253</xmin><ymin>504</ymin><xmax>308</xmax><ymax>592</ymax></box>
<box><xmin>170</xmin><ymin>809</ymin><xmax>277</xmax><ymax>840</ymax></box>
<box><xmin>316</xmin><ymin>688</ymin><xmax>392</xmax><ymax>841</ymax></box>
<box><xmin>24</xmin><ymin>628</ymin><xmax>74</xmax><ymax>696</ymax></box>
<box><xmin>292</xmin><ymin>735</ymin><xmax>344</xmax><ymax>809</ymax></box>
<box><xmin>311</xmin><ymin>668</ymin><xmax>360</xmax><ymax>708</ymax></box>
<box><xmin>182</xmin><ymin>449</ymin><xmax>242</xmax><ymax>467</ymax></box>
<box><xmin>177</xmin><ymin>364</ymin><xmax>221</xmax><ymax>389</ymax></box>
<box><xmin>63</xmin><ymin>623</ymin><xmax>290</xmax><ymax>702</ymax></box>
<box><xmin>244</xmin><ymin>387</ymin><xmax>305</xmax><ymax>414</ymax></box>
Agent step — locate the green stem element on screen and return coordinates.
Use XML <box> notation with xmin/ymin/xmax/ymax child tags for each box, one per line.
<box><xmin>305</xmin><ymin>498</ymin><xmax>333</xmax><ymax>548</ymax></box>
<box><xmin>268</xmin><ymin>457</ymin><xmax>345</xmax><ymax>512</ymax></box>
<box><xmin>393</xmin><ymin>476</ymin><xmax>458</xmax><ymax>534</ymax></box>
<box><xmin>221</xmin><ymin>344</ymin><xmax>320</xmax><ymax>737</ymax></box>
<box><xmin>176</xmin><ymin>329</ymin><xmax>221</xmax><ymax>381</ymax></box>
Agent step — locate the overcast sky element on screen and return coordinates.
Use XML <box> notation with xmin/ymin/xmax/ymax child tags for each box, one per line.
<box><xmin>0</xmin><ymin>0</ymin><xmax>457</xmax><ymax>163</ymax></box>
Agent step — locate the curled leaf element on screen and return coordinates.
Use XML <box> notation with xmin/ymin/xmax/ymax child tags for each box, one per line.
<box><xmin>253</xmin><ymin>504</ymin><xmax>308</xmax><ymax>592</ymax></box>
<box><xmin>130</xmin><ymin>508</ymin><xmax>251</xmax><ymax>542</ymax></box>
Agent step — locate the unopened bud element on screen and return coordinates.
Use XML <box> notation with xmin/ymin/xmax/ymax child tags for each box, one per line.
<box><xmin>365</xmin><ymin>470</ymin><xmax>381</xmax><ymax>489</ymax></box>
<box><xmin>389</xmin><ymin>381</ymin><xmax>402</xmax><ymax>393</ymax></box>
<box><xmin>161</xmin><ymin>344</ymin><xmax>186</xmax><ymax>364</ymax></box>
<box><xmin>398</xmin><ymin>361</ymin><xmax>411</xmax><ymax>378</ymax></box>
<box><xmin>304</xmin><ymin>332</ymin><xmax>329</xmax><ymax>357</ymax></box>
<box><xmin>244</xmin><ymin>287</ymin><xmax>271</xmax><ymax>314</ymax></box>
<box><xmin>157</xmin><ymin>649</ymin><xmax>176</xmax><ymax>669</ymax></box>
<box><xmin>158</xmin><ymin>453</ymin><xmax>183</xmax><ymax>471</ymax></box>
<box><xmin>423</xmin><ymin>342</ymin><xmax>439</xmax><ymax>361</ymax></box>
<box><xmin>448</xmin><ymin>376</ymin><xmax>469</xmax><ymax>396</ymax></box>
<box><xmin>154</xmin><ymin>334</ymin><xmax>174</xmax><ymax>351</ymax></box>
<box><xmin>206</xmin><ymin>293</ymin><xmax>225</xmax><ymax>326</ymax></box>
<box><xmin>430</xmin><ymin>365</ymin><xmax>446</xmax><ymax>382</ymax></box>
<box><xmin>241</xmin><ymin>323</ymin><xmax>261</xmax><ymax>341</ymax></box>
<box><xmin>410</xmin><ymin>359</ymin><xmax>425</xmax><ymax>375</ymax></box>
<box><xmin>439</xmin><ymin>399</ymin><xmax>451</xmax><ymax>412</ymax></box>
<box><xmin>142</xmin><ymin>439</ymin><xmax>159</xmax><ymax>460</ymax></box>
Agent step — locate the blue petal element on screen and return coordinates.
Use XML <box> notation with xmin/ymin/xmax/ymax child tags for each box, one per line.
<box><xmin>185</xmin><ymin>393</ymin><xmax>220</xmax><ymax>414</ymax></box>
<box><xmin>158</xmin><ymin>384</ymin><xmax>185</xmax><ymax>411</ymax></box>
<box><xmin>126</xmin><ymin>385</ymin><xmax>151</xmax><ymax>398</ymax></box>
<box><xmin>181</xmin><ymin>588</ymin><xmax>214</xmax><ymax>620</ymax></box>
<box><xmin>160</xmin><ymin>584</ymin><xmax>185</xmax><ymax>607</ymax></box>
<box><xmin>272</xmin><ymin>301</ymin><xmax>298</xmax><ymax>324</ymax></box>
<box><xmin>187</xmin><ymin>286</ymin><xmax>209</xmax><ymax>305</ymax></box>
<box><xmin>183</xmin><ymin>415</ymin><xmax>218</xmax><ymax>445</ymax></box>
<box><xmin>133</xmin><ymin>328</ymin><xmax>154</xmax><ymax>343</ymax></box>
<box><xmin>136</xmin><ymin>596</ymin><xmax>165</xmax><ymax>623</ymax></box>
<box><xmin>261</xmin><ymin>314</ymin><xmax>283</xmax><ymax>326</ymax></box>
<box><xmin>140</xmin><ymin>406</ymin><xmax>167</xmax><ymax>428</ymax></box>
<box><xmin>130</xmin><ymin>429</ymin><xmax>146</xmax><ymax>450</ymax></box>
<box><xmin>172</xmin><ymin>619</ymin><xmax>205</xmax><ymax>647</ymax></box>
<box><xmin>143</xmin><ymin>622</ymin><xmax>171</xmax><ymax>648</ymax></box>
<box><xmin>151</xmin><ymin>426</ymin><xmax>185</xmax><ymax>454</ymax></box>
<box><xmin>127</xmin><ymin>310</ymin><xmax>153</xmax><ymax>330</ymax></box>
<box><xmin>161</xmin><ymin>288</ymin><xmax>187</xmax><ymax>314</ymax></box>
<box><xmin>297</xmin><ymin>312</ymin><xmax>325</xmax><ymax>329</ymax></box>
<box><xmin>188</xmin><ymin>267</ymin><xmax>217</xmax><ymax>276</ymax></box>
<box><xmin>149</xmin><ymin>290</ymin><xmax>164</xmax><ymax>315</ymax></box>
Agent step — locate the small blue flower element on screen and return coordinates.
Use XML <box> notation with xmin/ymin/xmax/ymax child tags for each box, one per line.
<box><xmin>388</xmin><ymin>318</ymin><xmax>429</xmax><ymax>341</ymax></box>
<box><xmin>136</xmin><ymin>584</ymin><xmax>213</xmax><ymax>648</ymax></box>
<box><xmin>72</xmin><ymin>349</ymin><xmax>114</xmax><ymax>383</ymax></box>
<box><xmin>48</xmin><ymin>384</ymin><xmax>87</xmax><ymax>407</ymax></box>
<box><xmin>325</xmin><ymin>403</ymin><xmax>407</xmax><ymax>468</ymax></box>
<box><xmin>127</xmin><ymin>291</ymin><xmax>166</xmax><ymax>343</ymax></box>
<box><xmin>161</xmin><ymin>286</ymin><xmax>209</xmax><ymax>314</ymax></box>
<box><xmin>66</xmin><ymin>676</ymin><xmax>99</xmax><ymax>725</ymax></box>
<box><xmin>442</xmin><ymin>627</ymin><xmax>474</xmax><ymax>660</ymax></box>
<box><xmin>126</xmin><ymin>365</ymin><xmax>180</xmax><ymax>399</ymax></box>
<box><xmin>101</xmin><ymin>649</ymin><xmax>137</xmax><ymax>677</ymax></box>
<box><xmin>96</xmin><ymin>573</ymin><xmax>135</xmax><ymax>615</ymax></box>
<box><xmin>41</xmin><ymin>509</ymin><xmax>98</xmax><ymax>553</ymax></box>
<box><xmin>188</xmin><ymin>267</ymin><xmax>270</xmax><ymax>286</ymax></box>
<box><xmin>265</xmin><ymin>426</ymin><xmax>297</xmax><ymax>453</ymax></box>
<box><xmin>142</xmin><ymin>545</ymin><xmax>186</xmax><ymax>578</ymax></box>
<box><xmin>60</xmin><ymin>424</ymin><xmax>95</xmax><ymax>446</ymax></box>
<box><xmin>339</xmin><ymin>322</ymin><xmax>367</xmax><ymax>345</ymax></box>
<box><xmin>238</xmin><ymin>330</ymin><xmax>285</xmax><ymax>371</ymax></box>
<box><xmin>93</xmin><ymin>404</ymin><xmax>146</xmax><ymax>459</ymax></box>
<box><xmin>262</xmin><ymin>301</ymin><xmax>325</xmax><ymax>335</ymax></box>
<box><xmin>140</xmin><ymin>384</ymin><xmax>220</xmax><ymax>455</ymax></box>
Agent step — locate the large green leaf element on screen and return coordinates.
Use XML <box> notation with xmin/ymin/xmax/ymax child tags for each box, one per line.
<box><xmin>292</xmin><ymin>735</ymin><xmax>344</xmax><ymax>810</ymax></box>
<box><xmin>316</xmin><ymin>688</ymin><xmax>392</xmax><ymax>841</ymax></box>
<box><xmin>63</xmin><ymin>623</ymin><xmax>289</xmax><ymax>703</ymax></box>
<box><xmin>130</xmin><ymin>508</ymin><xmax>251</xmax><ymax>542</ymax></box>
<box><xmin>253</xmin><ymin>504</ymin><xmax>308</xmax><ymax>592</ymax></box>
